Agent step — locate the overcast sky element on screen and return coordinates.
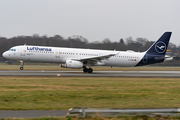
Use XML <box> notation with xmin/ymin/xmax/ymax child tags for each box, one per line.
<box><xmin>0</xmin><ymin>0</ymin><xmax>179</xmax><ymax>45</ymax></box>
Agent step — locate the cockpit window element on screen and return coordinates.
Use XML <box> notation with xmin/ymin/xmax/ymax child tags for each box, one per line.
<box><xmin>8</xmin><ymin>49</ymin><xmax>16</xmax><ymax>51</ymax></box>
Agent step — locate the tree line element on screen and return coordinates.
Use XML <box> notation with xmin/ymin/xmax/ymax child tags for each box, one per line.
<box><xmin>0</xmin><ymin>34</ymin><xmax>179</xmax><ymax>59</ymax></box>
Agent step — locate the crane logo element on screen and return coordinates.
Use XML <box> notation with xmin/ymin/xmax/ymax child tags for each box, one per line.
<box><xmin>155</xmin><ymin>41</ymin><xmax>166</xmax><ymax>53</ymax></box>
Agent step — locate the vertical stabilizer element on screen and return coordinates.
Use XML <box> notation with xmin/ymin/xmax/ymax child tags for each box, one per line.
<box><xmin>136</xmin><ymin>32</ymin><xmax>172</xmax><ymax>66</ymax></box>
<box><xmin>146</xmin><ymin>32</ymin><xmax>172</xmax><ymax>55</ymax></box>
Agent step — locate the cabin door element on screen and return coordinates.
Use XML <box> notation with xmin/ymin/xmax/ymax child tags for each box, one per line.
<box><xmin>20</xmin><ymin>47</ymin><xmax>26</xmax><ymax>56</ymax></box>
<box><xmin>143</xmin><ymin>54</ymin><xmax>147</xmax><ymax>63</ymax></box>
<box><xmin>55</xmin><ymin>49</ymin><xmax>60</xmax><ymax>58</ymax></box>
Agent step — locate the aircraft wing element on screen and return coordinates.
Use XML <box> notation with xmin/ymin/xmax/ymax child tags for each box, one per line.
<box><xmin>72</xmin><ymin>52</ymin><xmax>119</xmax><ymax>65</ymax></box>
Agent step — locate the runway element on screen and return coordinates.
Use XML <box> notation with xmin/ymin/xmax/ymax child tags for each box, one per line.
<box><xmin>1</xmin><ymin>70</ymin><xmax>180</xmax><ymax>77</ymax></box>
<box><xmin>0</xmin><ymin>110</ymin><xmax>68</xmax><ymax>118</ymax></box>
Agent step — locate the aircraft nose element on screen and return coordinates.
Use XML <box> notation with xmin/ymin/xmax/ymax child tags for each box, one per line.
<box><xmin>2</xmin><ymin>51</ymin><xmax>8</xmax><ymax>58</ymax></box>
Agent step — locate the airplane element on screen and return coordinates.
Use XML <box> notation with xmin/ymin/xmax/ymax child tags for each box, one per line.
<box><xmin>2</xmin><ymin>32</ymin><xmax>173</xmax><ymax>73</ymax></box>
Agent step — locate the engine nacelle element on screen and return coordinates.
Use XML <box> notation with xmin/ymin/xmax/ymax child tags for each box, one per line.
<box><xmin>60</xmin><ymin>60</ymin><xmax>83</xmax><ymax>69</ymax></box>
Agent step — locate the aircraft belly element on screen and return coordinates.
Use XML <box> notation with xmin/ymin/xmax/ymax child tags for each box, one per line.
<box><xmin>103</xmin><ymin>58</ymin><xmax>140</xmax><ymax>67</ymax></box>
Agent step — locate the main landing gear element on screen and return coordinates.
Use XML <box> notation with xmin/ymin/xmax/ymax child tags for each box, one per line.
<box><xmin>20</xmin><ymin>61</ymin><xmax>24</xmax><ymax>70</ymax></box>
<box><xmin>83</xmin><ymin>66</ymin><xmax>93</xmax><ymax>73</ymax></box>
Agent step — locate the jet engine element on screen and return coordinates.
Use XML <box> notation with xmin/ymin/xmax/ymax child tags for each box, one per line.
<box><xmin>60</xmin><ymin>60</ymin><xmax>83</xmax><ymax>69</ymax></box>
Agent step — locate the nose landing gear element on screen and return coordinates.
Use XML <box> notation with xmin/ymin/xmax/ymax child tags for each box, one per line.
<box><xmin>20</xmin><ymin>61</ymin><xmax>24</xmax><ymax>70</ymax></box>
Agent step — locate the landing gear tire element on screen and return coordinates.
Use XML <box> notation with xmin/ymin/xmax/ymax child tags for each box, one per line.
<box><xmin>20</xmin><ymin>67</ymin><xmax>24</xmax><ymax>70</ymax></box>
<box><xmin>88</xmin><ymin>68</ymin><xmax>93</xmax><ymax>73</ymax></box>
<box><xmin>83</xmin><ymin>67</ymin><xmax>88</xmax><ymax>73</ymax></box>
<box><xmin>83</xmin><ymin>66</ymin><xmax>93</xmax><ymax>73</ymax></box>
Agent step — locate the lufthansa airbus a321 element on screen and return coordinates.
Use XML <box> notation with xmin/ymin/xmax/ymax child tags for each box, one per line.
<box><xmin>2</xmin><ymin>32</ymin><xmax>173</xmax><ymax>73</ymax></box>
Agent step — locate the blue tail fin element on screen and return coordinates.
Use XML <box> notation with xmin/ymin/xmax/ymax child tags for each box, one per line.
<box><xmin>136</xmin><ymin>32</ymin><xmax>172</xmax><ymax>66</ymax></box>
<box><xmin>146</xmin><ymin>32</ymin><xmax>172</xmax><ymax>55</ymax></box>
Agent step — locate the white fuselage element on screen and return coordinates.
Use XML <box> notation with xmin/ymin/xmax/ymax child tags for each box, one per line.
<box><xmin>3</xmin><ymin>45</ymin><xmax>145</xmax><ymax>67</ymax></box>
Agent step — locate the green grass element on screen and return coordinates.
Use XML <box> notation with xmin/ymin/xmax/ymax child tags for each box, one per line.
<box><xmin>0</xmin><ymin>77</ymin><xmax>180</xmax><ymax>110</ymax></box>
